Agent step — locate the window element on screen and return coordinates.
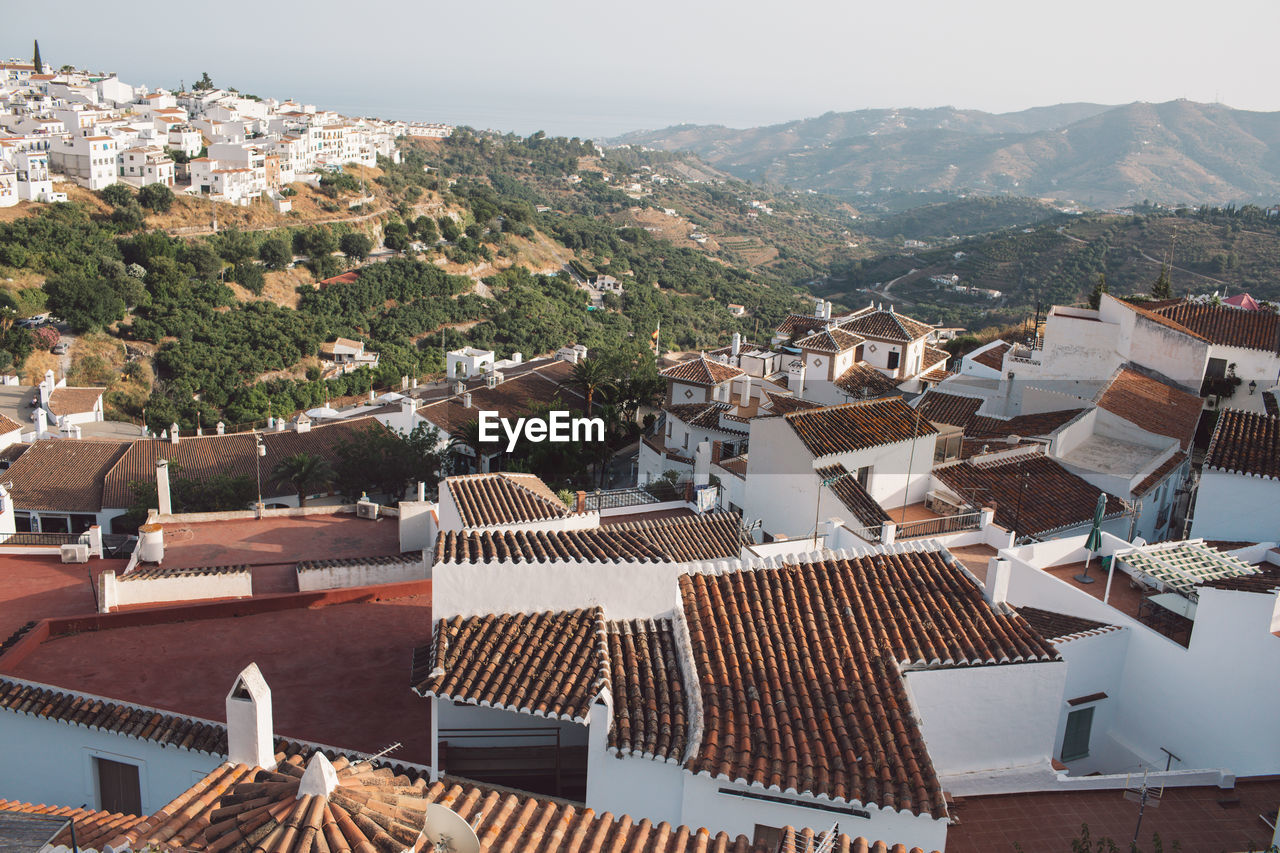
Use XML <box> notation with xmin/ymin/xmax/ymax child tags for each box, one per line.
<box><xmin>887</xmin><ymin>350</ymin><xmax>900</xmax><ymax>370</ymax></box>
<box><xmin>95</xmin><ymin>756</ymin><xmax>142</xmax><ymax>815</ymax></box>
<box><xmin>752</xmin><ymin>825</ymin><xmax>784</xmax><ymax>849</ymax></box>
<box><xmin>1205</xmin><ymin>357</ymin><xmax>1228</xmax><ymax>381</ymax></box>
<box><xmin>855</xmin><ymin>465</ymin><xmax>871</xmax><ymax>488</ymax></box>
<box><xmin>1061</xmin><ymin>706</ymin><xmax>1094</xmax><ymax>762</ymax></box>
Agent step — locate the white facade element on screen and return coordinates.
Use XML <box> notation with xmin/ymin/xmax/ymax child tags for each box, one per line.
<box><xmin>1190</xmin><ymin>467</ymin><xmax>1280</xmax><ymax>541</ymax></box>
<box><xmin>117</xmin><ymin>145</ymin><xmax>175</xmax><ymax>186</ymax></box>
<box><xmin>48</xmin><ymin>135</ymin><xmax>117</xmax><ymax>189</ymax></box>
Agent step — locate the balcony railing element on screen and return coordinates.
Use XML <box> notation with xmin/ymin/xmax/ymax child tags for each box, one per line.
<box><xmin>0</xmin><ymin>531</ymin><xmax>85</xmax><ymax>547</ymax></box>
<box><xmin>895</xmin><ymin>511</ymin><xmax>982</xmax><ymax>540</ymax></box>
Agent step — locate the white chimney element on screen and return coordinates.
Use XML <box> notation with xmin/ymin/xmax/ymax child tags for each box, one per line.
<box><xmin>463</xmin><ymin>392</ymin><xmax>472</xmax><ymax>408</ymax></box>
<box><xmin>295</xmin><ymin>415</ymin><xmax>311</xmax><ymax>434</ymax></box>
<box><xmin>824</xmin><ymin>302</ymin><xmax>833</xmax><ymax>320</ymax></box>
<box><xmin>738</xmin><ymin>375</ymin><xmax>752</xmax><ymax>407</ymax></box>
<box><xmin>411</xmin><ymin>377</ymin><xmax>419</xmax><ymax>389</ymax></box>
<box><xmin>417</xmin><ymin>481</ymin><xmax>426</xmax><ymax>502</ymax></box>
<box><xmin>297</xmin><ymin>752</ymin><xmax>338</xmax><ymax>799</ymax></box>
<box><xmin>731</xmin><ymin>332</ymin><xmax>741</xmax><ymax>358</ymax></box>
<box><xmin>216</xmin><ymin>421</ymin><xmax>225</xmax><ymax>435</ymax></box>
<box><xmin>0</xmin><ymin>482</ymin><xmax>16</xmax><ymax>537</ymax></box>
<box><xmin>401</xmin><ymin>375</ymin><xmax>409</xmax><ymax>391</ymax></box>
<box><xmin>985</xmin><ymin>558</ymin><xmax>1012</xmax><ymax>605</ymax></box>
<box><xmin>369</xmin><ymin>389</ymin><xmax>375</xmax><ymax>403</ymax></box>
<box><xmin>512</xmin><ymin>353</ymin><xmax>523</xmax><ymax>365</ymax></box>
<box><xmin>814</xmin><ymin>299</ymin><xmax>825</xmax><ymax>319</ymax></box>
<box><xmin>156</xmin><ymin>459</ymin><xmax>173</xmax><ymax>516</ymax></box>
<box><xmin>169</xmin><ymin>423</ymin><xmax>179</xmax><ymax>444</ymax></box>
<box><xmin>693</xmin><ymin>440</ymin><xmax>711</xmax><ymax>487</ymax></box>
<box><xmin>266</xmin><ymin>416</ymin><xmax>275</xmax><ymax>430</ymax></box>
<box><xmin>226</xmin><ymin>663</ymin><xmax>275</xmax><ymax>770</ymax></box>
<box><xmin>34</xmin><ymin>406</ymin><xmax>47</xmax><ymax>438</ymax></box>
<box><xmin>276</xmin><ymin>417</ymin><xmax>286</xmax><ymax>432</ymax></box>
<box><xmin>137</xmin><ymin>522</ymin><xmax>164</xmax><ymax>562</ymax></box>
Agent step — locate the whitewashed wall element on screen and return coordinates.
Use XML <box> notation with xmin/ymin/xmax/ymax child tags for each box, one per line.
<box><xmin>0</xmin><ymin>703</ymin><xmax>223</xmax><ymax>814</ymax></box>
<box><xmin>1191</xmin><ymin>469</ymin><xmax>1280</xmax><ymax>542</ymax></box>
<box><xmin>101</xmin><ymin>569</ymin><xmax>252</xmax><ymax>610</ymax></box>
<box><xmin>296</xmin><ymin>553</ymin><xmax>427</xmax><ymax>591</ymax></box>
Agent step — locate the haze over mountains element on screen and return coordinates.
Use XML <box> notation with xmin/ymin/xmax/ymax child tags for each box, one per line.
<box><xmin>614</xmin><ymin>101</ymin><xmax>1280</xmax><ymax>207</ymax></box>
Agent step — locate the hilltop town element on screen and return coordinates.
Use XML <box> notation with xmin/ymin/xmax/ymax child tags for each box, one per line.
<box><xmin>0</xmin><ymin>51</ymin><xmax>1278</xmax><ymax>853</ymax></box>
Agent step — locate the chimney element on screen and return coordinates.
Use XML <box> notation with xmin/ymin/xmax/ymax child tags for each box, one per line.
<box><xmin>731</xmin><ymin>332</ymin><xmax>741</xmax><ymax>358</ymax></box>
<box><xmin>985</xmin><ymin>558</ymin><xmax>1012</xmax><ymax>605</ymax></box>
<box><xmin>575</xmin><ymin>490</ymin><xmax>586</xmax><ymax>514</ymax></box>
<box><xmin>266</xmin><ymin>416</ymin><xmax>275</xmax><ymax>430</ymax></box>
<box><xmin>738</xmin><ymin>375</ymin><xmax>752</xmax><ymax>407</ymax></box>
<box><xmin>824</xmin><ymin>301</ymin><xmax>832</xmax><ymax>320</ymax></box>
<box><xmin>295</xmin><ymin>415</ymin><xmax>310</xmax><ymax>434</ymax></box>
<box><xmin>156</xmin><ymin>459</ymin><xmax>173</xmax><ymax>515</ymax></box>
<box><xmin>216</xmin><ymin>421</ymin><xmax>225</xmax><ymax>435</ymax></box>
<box><xmin>401</xmin><ymin>375</ymin><xmax>409</xmax><ymax>391</ymax></box>
<box><xmin>814</xmin><ymin>299</ymin><xmax>825</xmax><ymax>319</ymax></box>
<box><xmin>34</xmin><ymin>406</ymin><xmax>47</xmax><ymax>438</ymax></box>
<box><xmin>276</xmin><ymin>417</ymin><xmax>286</xmax><ymax>432</ymax></box>
<box><xmin>368</xmin><ymin>389</ymin><xmax>375</xmax><ymax>403</ymax></box>
<box><xmin>226</xmin><ymin>663</ymin><xmax>275</xmax><ymax>770</ymax></box>
<box><xmin>417</xmin><ymin>480</ymin><xmax>426</xmax><ymax>502</ymax></box>
<box><xmin>463</xmin><ymin>392</ymin><xmax>472</xmax><ymax>408</ymax></box>
<box><xmin>411</xmin><ymin>377</ymin><xmax>419</xmax><ymax>389</ymax></box>
<box><xmin>169</xmin><ymin>423</ymin><xmax>179</xmax><ymax>444</ymax></box>
<box><xmin>298</xmin><ymin>752</ymin><xmax>338</xmax><ymax>799</ymax></box>
<box><xmin>137</xmin><ymin>522</ymin><xmax>164</xmax><ymax>562</ymax></box>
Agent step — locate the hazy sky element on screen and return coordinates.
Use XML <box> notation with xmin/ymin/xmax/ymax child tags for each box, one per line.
<box><xmin>5</xmin><ymin>1</ymin><xmax>1279</xmax><ymax>137</ymax></box>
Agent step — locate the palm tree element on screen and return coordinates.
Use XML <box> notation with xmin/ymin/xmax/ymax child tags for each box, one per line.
<box><xmin>271</xmin><ymin>452</ymin><xmax>334</xmax><ymax>507</ymax></box>
<box><xmin>447</xmin><ymin>419</ymin><xmax>499</xmax><ymax>473</ymax></box>
<box><xmin>563</xmin><ymin>357</ymin><xmax>614</xmax><ymax>412</ymax></box>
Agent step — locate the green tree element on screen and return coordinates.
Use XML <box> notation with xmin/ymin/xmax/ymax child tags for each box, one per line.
<box><xmin>258</xmin><ymin>236</ymin><xmax>291</xmax><ymax>271</ymax></box>
<box><xmin>1089</xmin><ymin>273</ymin><xmax>1109</xmax><ymax>310</ymax></box>
<box><xmin>271</xmin><ymin>451</ymin><xmax>334</xmax><ymax>507</ymax></box>
<box><xmin>99</xmin><ymin>184</ymin><xmax>133</xmax><ymax>208</ymax></box>
<box><xmin>382</xmin><ymin>221</ymin><xmax>410</xmax><ymax>253</ymax></box>
<box><xmin>1151</xmin><ymin>264</ymin><xmax>1173</xmax><ymax>300</ymax></box>
<box><xmin>446</xmin><ymin>420</ymin><xmax>500</xmax><ymax>474</ymax></box>
<box><xmin>335</xmin><ymin>423</ymin><xmax>444</xmax><ymax>500</ymax></box>
<box><xmin>32</xmin><ymin>40</ymin><xmax>43</xmax><ymax>75</ymax></box>
<box><xmin>138</xmin><ymin>183</ymin><xmax>174</xmax><ymax>213</ymax></box>
<box><xmin>413</xmin><ymin>216</ymin><xmax>439</xmax><ymax>244</ymax></box>
<box><xmin>44</xmin><ymin>273</ymin><xmax>126</xmax><ymax>333</ymax></box>
<box><xmin>193</xmin><ymin>71</ymin><xmax>214</xmax><ymax>91</ymax></box>
<box><xmin>438</xmin><ymin>216</ymin><xmax>461</xmax><ymax>243</ymax></box>
<box><xmin>564</xmin><ymin>357</ymin><xmax>614</xmax><ymax>412</ymax></box>
<box><xmin>339</xmin><ymin>232</ymin><xmax>372</xmax><ymax>264</ymax></box>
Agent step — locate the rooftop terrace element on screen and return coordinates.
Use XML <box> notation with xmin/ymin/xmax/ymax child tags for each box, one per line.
<box><xmin>159</xmin><ymin>512</ymin><xmax>402</xmax><ymax>570</ymax></box>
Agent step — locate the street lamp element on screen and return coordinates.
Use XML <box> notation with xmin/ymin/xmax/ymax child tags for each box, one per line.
<box><xmin>253</xmin><ymin>432</ymin><xmax>266</xmax><ymax>517</ymax></box>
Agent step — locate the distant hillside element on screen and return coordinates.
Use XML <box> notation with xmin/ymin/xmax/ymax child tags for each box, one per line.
<box><xmin>615</xmin><ymin>101</ymin><xmax>1280</xmax><ymax>207</ymax></box>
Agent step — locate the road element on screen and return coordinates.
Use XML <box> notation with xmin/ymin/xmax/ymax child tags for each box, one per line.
<box><xmin>880</xmin><ymin>268</ymin><xmax>917</xmax><ymax>295</ymax></box>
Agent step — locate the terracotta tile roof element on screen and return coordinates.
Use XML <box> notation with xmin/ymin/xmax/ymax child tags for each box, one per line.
<box><xmin>1096</xmin><ymin>367</ymin><xmax>1202</xmax><ymax>450</ymax></box>
<box><xmin>445</xmin><ymin>472</ymin><xmax>572</xmax><ymax>528</ymax></box>
<box><xmin>775</xmin><ymin>313</ymin><xmax>831</xmax><ymax>339</ymax></box>
<box><xmin>1132</xmin><ymin>451</ymin><xmax>1187</xmax><ymax>496</ymax></box>
<box><xmin>1015</xmin><ymin>606</ymin><xmax>1114</xmax><ymax>643</ymax></box>
<box><xmin>0</xmin><ymin>442</ymin><xmax>29</xmax><ymax>464</ymax></box>
<box><xmin>915</xmin><ymin>391</ymin><xmax>1084</xmax><ymax>439</ymax></box>
<box><xmin>1201</xmin><ymin>564</ymin><xmax>1280</xmax><ymax>594</ymax></box>
<box><xmin>0</xmin><ymin>412</ymin><xmax>20</xmax><ymax>435</ymax></box>
<box><xmin>417</xmin><ymin>369</ymin><xmax>581</xmax><ymax>435</ymax></box>
<box><xmin>1204</xmin><ymin>409</ymin><xmax>1280</xmax><ymax>479</ymax></box>
<box><xmin>115</xmin><ymin>751</ymin><xmax>925</xmax><ymax>853</ymax></box>
<box><xmin>971</xmin><ymin>341</ymin><xmax>1009</xmax><ymax>371</ymax></box>
<box><xmin>934</xmin><ymin>453</ymin><xmax>1125</xmax><ymax>538</ymax></box>
<box><xmin>121</xmin><ymin>564</ymin><xmax>250</xmax><ymax>582</ymax></box>
<box><xmin>762</xmin><ymin>391</ymin><xmax>822</xmax><ymax>415</ymax></box>
<box><xmin>795</xmin><ymin>326</ymin><xmax>864</xmax><ymax>353</ymax></box>
<box><xmin>606</xmin><ymin>619</ymin><xmax>687</xmax><ymax>761</ymax></box>
<box><xmin>0</xmin><ymin>677</ymin><xmax>229</xmax><ymax>754</ymax></box>
<box><xmin>840</xmin><ymin>308</ymin><xmax>933</xmax><ymax>342</ymax></box>
<box><xmin>834</xmin><ymin>362</ymin><xmax>901</xmax><ymax>399</ymax></box>
<box><xmin>414</xmin><ymin>608</ymin><xmax>609</xmax><ymax>721</ymax></box>
<box><xmin>680</xmin><ymin>547</ymin><xmax>1058</xmax><ymax>815</ymax></box>
<box><xmin>1152</xmin><ymin>302</ymin><xmax>1280</xmax><ymax>353</ymax></box>
<box><xmin>816</xmin><ymin>463</ymin><xmax>891</xmax><ymax>529</ymax></box>
<box><xmin>922</xmin><ymin>346</ymin><xmax>950</xmax><ymax>370</ymax></box>
<box><xmin>663</xmin><ymin>402</ymin><xmax>748</xmax><ymax>435</ymax></box>
<box><xmin>435</xmin><ymin>512</ymin><xmax>741</xmax><ymax>564</ymax></box>
<box><xmin>5</xmin><ymin>439</ymin><xmax>131</xmax><ymax>512</ymax></box>
<box><xmin>659</xmin><ymin>354</ymin><xmax>744</xmax><ymax>386</ymax></box>
<box><xmin>0</xmin><ymin>800</ymin><xmax>148</xmax><ymax>850</ymax></box>
<box><xmin>296</xmin><ymin>553</ymin><xmax>421</xmax><ymax>572</ymax></box>
<box><xmin>1118</xmin><ymin>298</ymin><xmax>1210</xmax><ymax>343</ymax></box>
<box><xmin>99</xmin><ymin>418</ymin><xmax>390</xmax><ymax>509</ymax></box>
<box><xmin>785</xmin><ymin>398</ymin><xmax>937</xmax><ymax>458</ymax></box>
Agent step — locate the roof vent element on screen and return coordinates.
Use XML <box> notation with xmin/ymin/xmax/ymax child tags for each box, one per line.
<box><xmin>297</xmin><ymin>752</ymin><xmax>339</xmax><ymax>799</ymax></box>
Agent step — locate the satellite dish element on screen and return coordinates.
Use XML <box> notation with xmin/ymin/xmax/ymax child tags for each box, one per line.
<box><xmin>421</xmin><ymin>803</ymin><xmax>481</xmax><ymax>853</ymax></box>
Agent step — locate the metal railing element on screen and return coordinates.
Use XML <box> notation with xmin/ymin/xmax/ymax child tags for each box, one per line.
<box><xmin>0</xmin><ymin>531</ymin><xmax>85</xmax><ymax>547</ymax></box>
<box><xmin>895</xmin><ymin>511</ymin><xmax>982</xmax><ymax>540</ymax></box>
<box><xmin>583</xmin><ymin>487</ymin><xmax>659</xmax><ymax>512</ymax></box>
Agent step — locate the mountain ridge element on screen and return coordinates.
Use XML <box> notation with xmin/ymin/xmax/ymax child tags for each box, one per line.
<box><xmin>613</xmin><ymin>100</ymin><xmax>1280</xmax><ymax>206</ymax></box>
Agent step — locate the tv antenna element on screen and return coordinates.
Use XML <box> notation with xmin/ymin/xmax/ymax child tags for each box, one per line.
<box><xmin>361</xmin><ymin>741</ymin><xmax>402</xmax><ymax>763</ymax></box>
<box><xmin>1123</xmin><ymin>770</ymin><xmax>1163</xmax><ymax>846</ymax></box>
<box><xmin>419</xmin><ymin>802</ymin><xmax>482</xmax><ymax>853</ymax></box>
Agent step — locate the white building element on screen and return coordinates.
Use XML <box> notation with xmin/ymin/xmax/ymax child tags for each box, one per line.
<box><xmin>47</xmin><ymin>134</ymin><xmax>117</xmax><ymax>189</ymax></box>
<box><xmin>117</xmin><ymin>145</ymin><xmax>175</xmax><ymax>186</ymax></box>
<box><xmin>1191</xmin><ymin>408</ymin><xmax>1280</xmax><ymax>542</ymax></box>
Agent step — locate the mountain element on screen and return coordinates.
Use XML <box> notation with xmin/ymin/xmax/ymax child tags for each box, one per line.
<box><xmin>614</xmin><ymin>101</ymin><xmax>1280</xmax><ymax>207</ymax></box>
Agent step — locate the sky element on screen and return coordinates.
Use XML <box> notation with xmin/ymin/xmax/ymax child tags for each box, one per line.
<box><xmin>5</xmin><ymin>1</ymin><xmax>1279</xmax><ymax>138</ymax></box>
